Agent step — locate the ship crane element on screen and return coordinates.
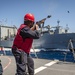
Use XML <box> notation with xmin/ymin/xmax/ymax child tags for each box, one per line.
<box><xmin>43</xmin><ymin>20</ymin><xmax>61</xmax><ymax>32</ymax></box>
<box><xmin>43</xmin><ymin>25</ymin><xmax>61</xmax><ymax>33</ymax></box>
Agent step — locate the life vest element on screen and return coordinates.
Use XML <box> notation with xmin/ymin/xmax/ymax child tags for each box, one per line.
<box><xmin>12</xmin><ymin>24</ymin><xmax>33</xmax><ymax>53</ymax></box>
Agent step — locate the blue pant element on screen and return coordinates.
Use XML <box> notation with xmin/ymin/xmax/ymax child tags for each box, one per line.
<box><xmin>12</xmin><ymin>49</ymin><xmax>34</xmax><ymax>75</ymax></box>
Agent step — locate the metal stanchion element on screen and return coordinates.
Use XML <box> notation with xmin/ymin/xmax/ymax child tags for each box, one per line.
<box><xmin>32</xmin><ymin>46</ymin><xmax>38</xmax><ymax>58</ymax></box>
<box><xmin>69</xmin><ymin>39</ymin><xmax>75</xmax><ymax>61</ymax></box>
<box><xmin>64</xmin><ymin>39</ymin><xmax>75</xmax><ymax>61</ymax></box>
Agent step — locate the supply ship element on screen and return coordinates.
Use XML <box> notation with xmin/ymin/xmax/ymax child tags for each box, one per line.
<box><xmin>33</xmin><ymin>21</ymin><xmax>75</xmax><ymax>50</ymax></box>
<box><xmin>0</xmin><ymin>20</ymin><xmax>75</xmax><ymax>51</ymax></box>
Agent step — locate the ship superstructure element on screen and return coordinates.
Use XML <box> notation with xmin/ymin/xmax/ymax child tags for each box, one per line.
<box><xmin>33</xmin><ymin>21</ymin><xmax>75</xmax><ymax>50</ymax></box>
<box><xmin>0</xmin><ymin>25</ymin><xmax>17</xmax><ymax>47</ymax></box>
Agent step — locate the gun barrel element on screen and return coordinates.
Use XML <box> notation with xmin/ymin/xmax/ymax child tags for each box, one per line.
<box><xmin>36</xmin><ymin>15</ymin><xmax>51</xmax><ymax>27</ymax></box>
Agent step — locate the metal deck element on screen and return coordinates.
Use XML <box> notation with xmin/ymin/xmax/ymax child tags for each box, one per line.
<box><xmin>0</xmin><ymin>53</ymin><xmax>75</xmax><ymax>75</ymax></box>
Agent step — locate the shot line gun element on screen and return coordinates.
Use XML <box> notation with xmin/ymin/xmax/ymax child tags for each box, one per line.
<box><xmin>36</xmin><ymin>15</ymin><xmax>51</xmax><ymax>28</ymax></box>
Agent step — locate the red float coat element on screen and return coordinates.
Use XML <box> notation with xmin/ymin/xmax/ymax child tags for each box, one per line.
<box><xmin>12</xmin><ymin>24</ymin><xmax>39</xmax><ymax>53</ymax></box>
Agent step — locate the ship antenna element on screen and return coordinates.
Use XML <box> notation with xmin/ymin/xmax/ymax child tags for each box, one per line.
<box><xmin>66</xmin><ymin>24</ymin><xmax>69</xmax><ymax>30</ymax></box>
<box><xmin>57</xmin><ymin>20</ymin><xmax>60</xmax><ymax>26</ymax></box>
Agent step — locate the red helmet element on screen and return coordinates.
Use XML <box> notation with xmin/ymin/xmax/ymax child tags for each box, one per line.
<box><xmin>24</xmin><ymin>13</ymin><xmax>35</xmax><ymax>22</ymax></box>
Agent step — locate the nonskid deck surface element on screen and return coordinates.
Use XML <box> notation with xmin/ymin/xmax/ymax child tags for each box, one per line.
<box><xmin>0</xmin><ymin>50</ymin><xmax>75</xmax><ymax>75</ymax></box>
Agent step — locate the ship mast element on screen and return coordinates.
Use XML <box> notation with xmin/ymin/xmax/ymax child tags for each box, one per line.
<box><xmin>57</xmin><ymin>20</ymin><xmax>60</xmax><ymax>29</ymax></box>
<box><xmin>57</xmin><ymin>20</ymin><xmax>60</xmax><ymax>26</ymax></box>
<box><xmin>54</xmin><ymin>20</ymin><xmax>60</xmax><ymax>34</ymax></box>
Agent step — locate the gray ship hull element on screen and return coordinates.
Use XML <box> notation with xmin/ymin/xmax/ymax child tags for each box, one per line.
<box><xmin>33</xmin><ymin>33</ymin><xmax>75</xmax><ymax>49</ymax></box>
<box><xmin>0</xmin><ymin>33</ymin><xmax>75</xmax><ymax>50</ymax></box>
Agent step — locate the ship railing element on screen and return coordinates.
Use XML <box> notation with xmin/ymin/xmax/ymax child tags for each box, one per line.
<box><xmin>32</xmin><ymin>47</ymin><xmax>38</xmax><ymax>58</ymax></box>
<box><xmin>64</xmin><ymin>39</ymin><xmax>75</xmax><ymax>62</ymax></box>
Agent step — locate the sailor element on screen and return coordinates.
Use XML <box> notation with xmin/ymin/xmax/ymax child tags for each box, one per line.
<box><xmin>12</xmin><ymin>13</ymin><xmax>40</xmax><ymax>75</ymax></box>
<box><xmin>0</xmin><ymin>60</ymin><xmax>3</xmax><ymax>75</ymax></box>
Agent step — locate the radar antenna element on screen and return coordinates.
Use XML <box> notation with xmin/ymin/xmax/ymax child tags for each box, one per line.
<box><xmin>57</xmin><ymin>20</ymin><xmax>60</xmax><ymax>26</ymax></box>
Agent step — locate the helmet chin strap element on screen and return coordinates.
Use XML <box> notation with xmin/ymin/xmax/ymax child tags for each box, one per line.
<box><xmin>29</xmin><ymin>21</ymin><xmax>34</xmax><ymax>28</ymax></box>
<box><xmin>30</xmin><ymin>23</ymin><xmax>34</xmax><ymax>28</ymax></box>
<box><xmin>26</xmin><ymin>22</ymin><xmax>33</xmax><ymax>28</ymax></box>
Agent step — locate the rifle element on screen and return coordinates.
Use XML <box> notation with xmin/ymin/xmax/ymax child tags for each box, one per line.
<box><xmin>36</xmin><ymin>15</ymin><xmax>51</xmax><ymax>28</ymax></box>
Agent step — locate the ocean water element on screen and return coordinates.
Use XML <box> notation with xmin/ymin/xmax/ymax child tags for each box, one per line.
<box><xmin>0</xmin><ymin>49</ymin><xmax>75</xmax><ymax>62</ymax></box>
<box><xmin>31</xmin><ymin>50</ymin><xmax>75</xmax><ymax>62</ymax></box>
